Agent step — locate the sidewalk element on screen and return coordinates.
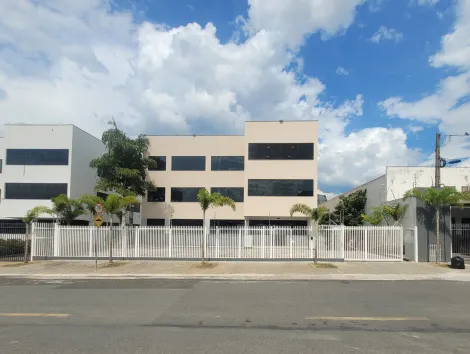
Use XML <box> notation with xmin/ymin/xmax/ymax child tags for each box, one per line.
<box><xmin>1</xmin><ymin>260</ymin><xmax>469</xmax><ymax>281</ymax></box>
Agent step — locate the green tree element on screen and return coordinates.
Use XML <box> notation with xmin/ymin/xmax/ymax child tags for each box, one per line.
<box><xmin>103</xmin><ymin>193</ymin><xmax>141</xmax><ymax>263</ymax></box>
<box><xmin>22</xmin><ymin>206</ymin><xmax>50</xmax><ymax>263</ymax></box>
<box><xmin>197</xmin><ymin>188</ymin><xmax>236</xmax><ymax>262</ymax></box>
<box><xmin>47</xmin><ymin>194</ymin><xmax>86</xmax><ymax>225</ymax></box>
<box><xmin>90</xmin><ymin>119</ymin><xmax>156</xmax><ymax>197</ymax></box>
<box><xmin>320</xmin><ymin>190</ymin><xmax>367</xmax><ymax>226</ymax></box>
<box><xmin>361</xmin><ymin>206</ymin><xmax>384</xmax><ymax>225</ymax></box>
<box><xmin>404</xmin><ymin>187</ymin><xmax>466</xmax><ymax>264</ymax></box>
<box><xmin>290</xmin><ymin>204</ymin><xmax>328</xmax><ymax>264</ymax></box>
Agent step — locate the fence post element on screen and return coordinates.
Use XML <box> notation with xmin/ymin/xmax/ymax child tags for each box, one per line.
<box><xmin>168</xmin><ymin>227</ymin><xmax>172</xmax><ymax>258</ymax></box>
<box><xmin>121</xmin><ymin>226</ymin><xmax>128</xmax><ymax>258</ymax></box>
<box><xmin>414</xmin><ymin>225</ymin><xmax>418</xmax><ymax>262</ymax></box>
<box><xmin>53</xmin><ymin>223</ymin><xmax>60</xmax><ymax>257</ymax></box>
<box><xmin>204</xmin><ymin>224</ymin><xmax>208</xmax><ymax>260</ymax></box>
<box><xmin>289</xmin><ymin>228</ymin><xmax>293</xmax><ymax>259</ymax></box>
<box><xmin>270</xmin><ymin>227</ymin><xmax>274</xmax><ymax>259</ymax></box>
<box><xmin>30</xmin><ymin>222</ymin><xmax>36</xmax><ymax>261</ymax></box>
<box><xmin>215</xmin><ymin>226</ymin><xmax>219</xmax><ymax>259</ymax></box>
<box><xmin>238</xmin><ymin>228</ymin><xmax>242</xmax><ymax>258</ymax></box>
<box><xmin>364</xmin><ymin>227</ymin><xmax>368</xmax><ymax>260</ymax></box>
<box><xmin>88</xmin><ymin>227</ymin><xmax>93</xmax><ymax>258</ymax></box>
<box><xmin>340</xmin><ymin>225</ymin><xmax>345</xmax><ymax>260</ymax></box>
<box><xmin>400</xmin><ymin>226</ymin><xmax>404</xmax><ymax>261</ymax></box>
<box><xmin>134</xmin><ymin>227</ymin><xmax>140</xmax><ymax>258</ymax></box>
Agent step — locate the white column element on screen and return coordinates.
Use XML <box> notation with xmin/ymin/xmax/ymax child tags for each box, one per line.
<box><xmin>364</xmin><ymin>227</ymin><xmax>368</xmax><ymax>261</ymax></box>
<box><xmin>134</xmin><ymin>227</ymin><xmax>140</xmax><ymax>258</ymax></box>
<box><xmin>414</xmin><ymin>226</ymin><xmax>419</xmax><ymax>262</ymax></box>
<box><xmin>238</xmin><ymin>228</ymin><xmax>242</xmax><ymax>258</ymax></box>
<box><xmin>88</xmin><ymin>227</ymin><xmax>94</xmax><ymax>258</ymax></box>
<box><xmin>289</xmin><ymin>228</ymin><xmax>293</xmax><ymax>259</ymax></box>
<box><xmin>30</xmin><ymin>222</ymin><xmax>36</xmax><ymax>261</ymax></box>
<box><xmin>53</xmin><ymin>223</ymin><xmax>60</xmax><ymax>257</ymax></box>
<box><xmin>168</xmin><ymin>227</ymin><xmax>172</xmax><ymax>258</ymax></box>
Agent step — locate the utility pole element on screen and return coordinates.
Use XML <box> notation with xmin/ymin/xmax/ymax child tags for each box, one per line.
<box><xmin>435</xmin><ymin>133</ymin><xmax>441</xmax><ymax>188</ymax></box>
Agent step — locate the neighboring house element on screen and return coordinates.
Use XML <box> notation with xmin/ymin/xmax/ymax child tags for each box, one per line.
<box><xmin>317</xmin><ymin>194</ymin><xmax>327</xmax><ymax>205</ymax></box>
<box><xmin>143</xmin><ymin>120</ymin><xmax>319</xmax><ymax>227</ymax></box>
<box><xmin>0</xmin><ymin>124</ymin><xmax>110</xmax><ymax>224</ymax></box>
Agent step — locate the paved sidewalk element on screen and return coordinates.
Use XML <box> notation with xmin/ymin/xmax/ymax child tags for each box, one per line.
<box><xmin>0</xmin><ymin>260</ymin><xmax>469</xmax><ymax>281</ymax></box>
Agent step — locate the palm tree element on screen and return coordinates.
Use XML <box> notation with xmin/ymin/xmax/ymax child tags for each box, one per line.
<box><xmin>382</xmin><ymin>202</ymin><xmax>408</xmax><ymax>226</ymax></box>
<box><xmin>404</xmin><ymin>187</ymin><xmax>466</xmax><ymax>264</ymax></box>
<box><xmin>197</xmin><ymin>188</ymin><xmax>236</xmax><ymax>262</ymax></box>
<box><xmin>22</xmin><ymin>206</ymin><xmax>50</xmax><ymax>263</ymax></box>
<box><xmin>361</xmin><ymin>206</ymin><xmax>384</xmax><ymax>226</ymax></box>
<box><xmin>48</xmin><ymin>194</ymin><xmax>86</xmax><ymax>225</ymax></box>
<box><xmin>103</xmin><ymin>193</ymin><xmax>140</xmax><ymax>263</ymax></box>
<box><xmin>290</xmin><ymin>204</ymin><xmax>328</xmax><ymax>264</ymax></box>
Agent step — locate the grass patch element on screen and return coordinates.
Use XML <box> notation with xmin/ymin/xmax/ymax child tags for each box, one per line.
<box><xmin>0</xmin><ymin>262</ymin><xmax>30</xmax><ymax>267</ymax></box>
<box><xmin>309</xmin><ymin>263</ymin><xmax>338</xmax><ymax>269</ymax></box>
<box><xmin>191</xmin><ymin>262</ymin><xmax>218</xmax><ymax>269</ymax></box>
<box><xmin>99</xmin><ymin>261</ymin><xmax>128</xmax><ymax>269</ymax></box>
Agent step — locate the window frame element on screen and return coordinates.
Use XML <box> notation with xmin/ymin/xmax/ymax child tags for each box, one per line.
<box><xmin>248</xmin><ymin>143</ymin><xmax>314</xmax><ymax>160</ymax></box>
<box><xmin>247</xmin><ymin>179</ymin><xmax>314</xmax><ymax>197</ymax></box>
<box><xmin>171</xmin><ymin>156</ymin><xmax>206</xmax><ymax>171</ymax></box>
<box><xmin>211</xmin><ymin>156</ymin><xmax>245</xmax><ymax>171</ymax></box>
<box><xmin>6</xmin><ymin>149</ymin><xmax>70</xmax><ymax>166</ymax></box>
<box><xmin>148</xmin><ymin>156</ymin><xmax>166</xmax><ymax>171</ymax></box>
<box><xmin>4</xmin><ymin>183</ymin><xmax>68</xmax><ymax>200</ymax></box>
<box><xmin>170</xmin><ymin>187</ymin><xmax>203</xmax><ymax>202</ymax></box>
<box><xmin>211</xmin><ymin>187</ymin><xmax>244</xmax><ymax>203</ymax></box>
<box><xmin>147</xmin><ymin>188</ymin><xmax>166</xmax><ymax>202</ymax></box>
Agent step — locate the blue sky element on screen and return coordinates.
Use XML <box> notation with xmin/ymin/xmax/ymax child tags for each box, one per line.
<box><xmin>0</xmin><ymin>0</ymin><xmax>469</xmax><ymax>197</ymax></box>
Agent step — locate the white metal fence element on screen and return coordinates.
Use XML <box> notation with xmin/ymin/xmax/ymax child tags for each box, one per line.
<box><xmin>452</xmin><ymin>224</ymin><xmax>470</xmax><ymax>257</ymax></box>
<box><xmin>31</xmin><ymin>224</ymin><xmax>404</xmax><ymax>261</ymax></box>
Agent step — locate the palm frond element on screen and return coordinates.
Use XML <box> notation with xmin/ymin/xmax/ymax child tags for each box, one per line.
<box><xmin>197</xmin><ymin>188</ymin><xmax>211</xmax><ymax>212</ymax></box>
<box><xmin>289</xmin><ymin>203</ymin><xmax>312</xmax><ymax>218</ymax></box>
<box><xmin>211</xmin><ymin>193</ymin><xmax>236</xmax><ymax>211</ymax></box>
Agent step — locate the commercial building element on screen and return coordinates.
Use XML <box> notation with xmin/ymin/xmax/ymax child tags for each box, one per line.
<box><xmin>143</xmin><ymin>120</ymin><xmax>319</xmax><ymax>227</ymax></box>
<box><xmin>0</xmin><ymin>124</ymin><xmax>110</xmax><ymax>224</ymax></box>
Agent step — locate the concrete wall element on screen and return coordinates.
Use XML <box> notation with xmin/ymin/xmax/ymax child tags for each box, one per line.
<box><xmin>386</xmin><ymin>166</ymin><xmax>470</xmax><ymax>201</ymax></box>
<box><xmin>322</xmin><ymin>175</ymin><xmax>386</xmax><ymax>212</ymax></box>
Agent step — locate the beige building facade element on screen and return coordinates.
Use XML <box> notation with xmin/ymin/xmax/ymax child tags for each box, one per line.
<box><xmin>143</xmin><ymin>120</ymin><xmax>319</xmax><ymax>227</ymax></box>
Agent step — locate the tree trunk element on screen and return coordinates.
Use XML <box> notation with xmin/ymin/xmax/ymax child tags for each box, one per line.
<box><xmin>314</xmin><ymin>221</ymin><xmax>318</xmax><ymax>265</ymax></box>
<box><xmin>202</xmin><ymin>211</ymin><xmax>206</xmax><ymax>263</ymax></box>
<box><xmin>24</xmin><ymin>223</ymin><xmax>30</xmax><ymax>263</ymax></box>
<box><xmin>109</xmin><ymin>221</ymin><xmax>113</xmax><ymax>264</ymax></box>
<box><xmin>435</xmin><ymin>209</ymin><xmax>440</xmax><ymax>264</ymax></box>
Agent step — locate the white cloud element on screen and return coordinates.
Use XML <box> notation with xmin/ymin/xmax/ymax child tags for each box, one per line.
<box><xmin>409</xmin><ymin>125</ymin><xmax>424</xmax><ymax>133</ymax></box>
<box><xmin>412</xmin><ymin>0</ymin><xmax>440</xmax><ymax>6</ymax></box>
<box><xmin>380</xmin><ymin>0</ymin><xmax>470</xmax><ymax>163</ymax></box>
<box><xmin>370</xmin><ymin>26</ymin><xmax>404</xmax><ymax>43</ymax></box>
<box><xmin>429</xmin><ymin>0</ymin><xmax>470</xmax><ymax>69</ymax></box>
<box><xmin>0</xmin><ymin>0</ymin><xmax>419</xmax><ymax>191</ymax></box>
<box><xmin>336</xmin><ymin>66</ymin><xmax>350</xmax><ymax>76</ymax></box>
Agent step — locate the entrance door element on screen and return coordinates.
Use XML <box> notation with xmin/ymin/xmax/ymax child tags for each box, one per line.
<box><xmin>452</xmin><ymin>219</ymin><xmax>470</xmax><ymax>257</ymax></box>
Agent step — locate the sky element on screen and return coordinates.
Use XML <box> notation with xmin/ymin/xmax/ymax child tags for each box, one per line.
<box><xmin>0</xmin><ymin>0</ymin><xmax>469</xmax><ymax>199</ymax></box>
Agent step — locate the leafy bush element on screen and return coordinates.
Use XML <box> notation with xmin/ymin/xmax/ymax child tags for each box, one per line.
<box><xmin>0</xmin><ymin>239</ymin><xmax>28</xmax><ymax>257</ymax></box>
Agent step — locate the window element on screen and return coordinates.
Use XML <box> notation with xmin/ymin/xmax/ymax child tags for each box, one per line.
<box><xmin>248</xmin><ymin>179</ymin><xmax>314</xmax><ymax>197</ymax></box>
<box><xmin>171</xmin><ymin>156</ymin><xmax>205</xmax><ymax>171</ymax></box>
<box><xmin>211</xmin><ymin>156</ymin><xmax>244</xmax><ymax>171</ymax></box>
<box><xmin>248</xmin><ymin>143</ymin><xmax>314</xmax><ymax>160</ymax></box>
<box><xmin>147</xmin><ymin>219</ymin><xmax>165</xmax><ymax>226</ymax></box>
<box><xmin>5</xmin><ymin>183</ymin><xmax>68</xmax><ymax>200</ymax></box>
<box><xmin>249</xmin><ymin>220</ymin><xmax>308</xmax><ymax>227</ymax></box>
<box><xmin>211</xmin><ymin>187</ymin><xmax>244</xmax><ymax>202</ymax></box>
<box><xmin>0</xmin><ymin>159</ymin><xmax>2</xmax><ymax>173</ymax></box>
<box><xmin>148</xmin><ymin>156</ymin><xmax>166</xmax><ymax>171</ymax></box>
<box><xmin>172</xmin><ymin>219</ymin><xmax>203</xmax><ymax>227</ymax></box>
<box><xmin>171</xmin><ymin>187</ymin><xmax>202</xmax><ymax>202</ymax></box>
<box><xmin>6</xmin><ymin>149</ymin><xmax>69</xmax><ymax>165</ymax></box>
<box><xmin>210</xmin><ymin>219</ymin><xmax>245</xmax><ymax>227</ymax></box>
<box><xmin>147</xmin><ymin>188</ymin><xmax>165</xmax><ymax>202</ymax></box>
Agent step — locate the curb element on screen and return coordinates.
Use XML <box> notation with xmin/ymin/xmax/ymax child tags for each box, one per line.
<box><xmin>1</xmin><ymin>273</ymin><xmax>470</xmax><ymax>281</ymax></box>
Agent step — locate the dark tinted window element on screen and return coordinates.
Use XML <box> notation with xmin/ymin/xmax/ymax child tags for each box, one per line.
<box><xmin>171</xmin><ymin>187</ymin><xmax>202</xmax><ymax>202</ymax></box>
<box><xmin>5</xmin><ymin>183</ymin><xmax>68</xmax><ymax>200</ymax></box>
<box><xmin>172</xmin><ymin>219</ymin><xmax>203</xmax><ymax>227</ymax></box>
<box><xmin>147</xmin><ymin>188</ymin><xmax>165</xmax><ymax>202</ymax></box>
<box><xmin>248</xmin><ymin>143</ymin><xmax>313</xmax><ymax>160</ymax></box>
<box><xmin>248</xmin><ymin>179</ymin><xmax>314</xmax><ymax>197</ymax></box>
<box><xmin>147</xmin><ymin>219</ymin><xmax>165</xmax><ymax>226</ymax></box>
<box><xmin>211</xmin><ymin>156</ymin><xmax>244</xmax><ymax>171</ymax></box>
<box><xmin>211</xmin><ymin>187</ymin><xmax>244</xmax><ymax>202</ymax></box>
<box><xmin>249</xmin><ymin>220</ymin><xmax>308</xmax><ymax>227</ymax></box>
<box><xmin>148</xmin><ymin>156</ymin><xmax>166</xmax><ymax>171</ymax></box>
<box><xmin>171</xmin><ymin>156</ymin><xmax>205</xmax><ymax>171</ymax></box>
<box><xmin>6</xmin><ymin>149</ymin><xmax>69</xmax><ymax>165</ymax></box>
<box><xmin>210</xmin><ymin>219</ymin><xmax>245</xmax><ymax>227</ymax></box>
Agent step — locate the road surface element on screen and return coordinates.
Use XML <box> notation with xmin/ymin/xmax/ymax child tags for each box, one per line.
<box><xmin>0</xmin><ymin>278</ymin><xmax>469</xmax><ymax>353</ymax></box>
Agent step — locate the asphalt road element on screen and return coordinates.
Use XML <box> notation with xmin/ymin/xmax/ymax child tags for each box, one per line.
<box><xmin>0</xmin><ymin>278</ymin><xmax>469</xmax><ymax>353</ymax></box>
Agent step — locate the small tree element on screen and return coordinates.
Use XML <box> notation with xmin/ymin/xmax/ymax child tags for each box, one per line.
<box><xmin>22</xmin><ymin>206</ymin><xmax>50</xmax><ymax>263</ymax></box>
<box><xmin>197</xmin><ymin>188</ymin><xmax>236</xmax><ymax>262</ymax></box>
<box><xmin>289</xmin><ymin>204</ymin><xmax>328</xmax><ymax>264</ymax></box>
<box><xmin>362</xmin><ymin>202</ymin><xmax>408</xmax><ymax>226</ymax></box>
<box><xmin>361</xmin><ymin>207</ymin><xmax>384</xmax><ymax>225</ymax></box>
<box><xmin>404</xmin><ymin>187</ymin><xmax>466</xmax><ymax>264</ymax></box>
<box><xmin>103</xmin><ymin>193</ymin><xmax>140</xmax><ymax>263</ymax></box>
<box><xmin>320</xmin><ymin>190</ymin><xmax>367</xmax><ymax>226</ymax></box>
<box><xmin>48</xmin><ymin>194</ymin><xmax>86</xmax><ymax>225</ymax></box>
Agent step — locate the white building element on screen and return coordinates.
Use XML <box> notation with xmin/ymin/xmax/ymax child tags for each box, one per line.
<box><xmin>323</xmin><ymin>166</ymin><xmax>470</xmax><ymax>224</ymax></box>
<box><xmin>0</xmin><ymin>124</ymin><xmax>108</xmax><ymax>223</ymax></box>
